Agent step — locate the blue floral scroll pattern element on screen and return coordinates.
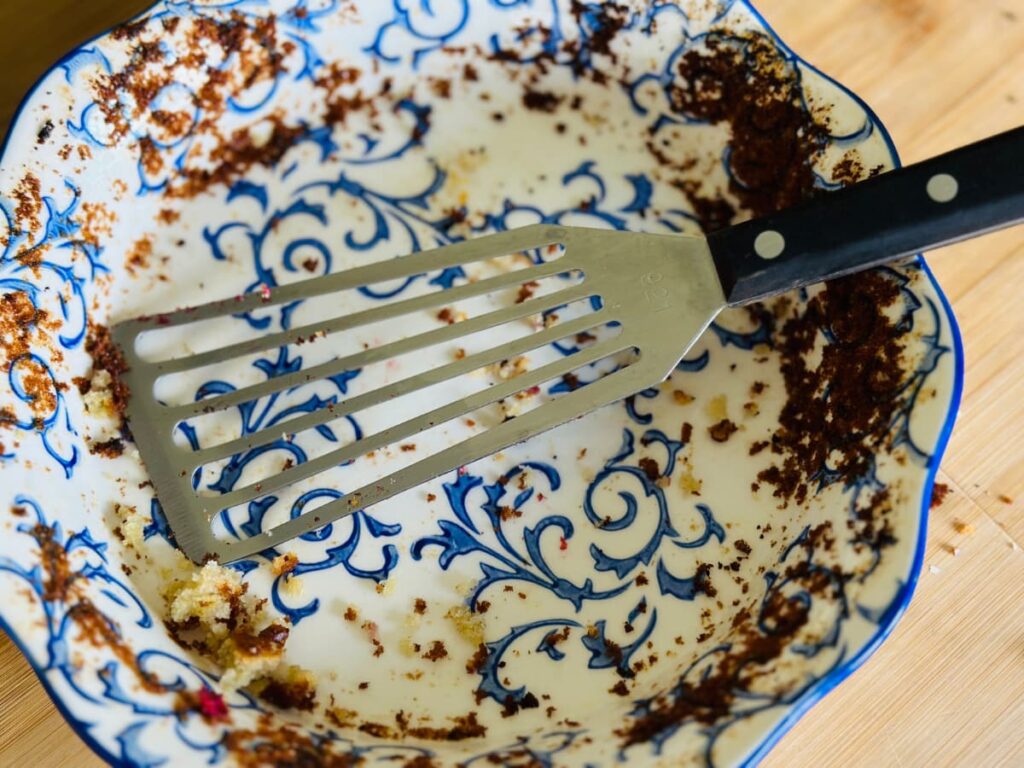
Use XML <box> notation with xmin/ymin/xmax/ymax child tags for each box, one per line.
<box><xmin>0</xmin><ymin>180</ymin><xmax>109</xmax><ymax>478</ymax></box>
<box><xmin>1</xmin><ymin>495</ymin><xmax>600</xmax><ymax>766</ymax></box>
<box><xmin>0</xmin><ymin>496</ymin><xmax>243</xmax><ymax>765</ymax></box>
<box><xmin>60</xmin><ymin>0</ymin><xmax>339</xmax><ymax>195</ymax></box>
<box><xmin>413</xmin><ymin>427</ymin><xmax>727</xmax><ymax>710</ymax></box>
<box><xmin>366</xmin><ymin>0</ymin><xmax>741</xmax><ymax>75</ymax></box>
<box><xmin>621</xmin><ymin>523</ymin><xmax>850</xmax><ymax>763</ymax></box>
<box><xmin>171</xmin><ymin>338</ymin><xmax>407</xmax><ymax>616</ymax></box>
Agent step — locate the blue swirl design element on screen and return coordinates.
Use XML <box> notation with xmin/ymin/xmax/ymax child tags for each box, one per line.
<box><xmin>621</xmin><ymin>523</ymin><xmax>849</xmax><ymax>763</ymax></box>
<box><xmin>1</xmin><ymin>495</ymin><xmax>598</xmax><ymax>765</ymax></box>
<box><xmin>172</xmin><ymin>341</ymin><xmax>405</xmax><ymax>616</ymax></box>
<box><xmin>0</xmin><ymin>496</ymin><xmax>254</xmax><ymax>765</ymax></box>
<box><xmin>413</xmin><ymin>429</ymin><xmax>726</xmax><ymax>709</ymax></box>
<box><xmin>1</xmin><ymin>180</ymin><xmax>108</xmax><ymax>477</ymax></box>
<box><xmin>462</xmin><ymin>730</ymin><xmax>585</xmax><ymax>767</ymax></box>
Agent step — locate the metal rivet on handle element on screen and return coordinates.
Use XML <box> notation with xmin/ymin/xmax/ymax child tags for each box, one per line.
<box><xmin>754</xmin><ymin>230</ymin><xmax>786</xmax><ymax>260</ymax></box>
<box><xmin>927</xmin><ymin>173</ymin><xmax>958</xmax><ymax>203</ymax></box>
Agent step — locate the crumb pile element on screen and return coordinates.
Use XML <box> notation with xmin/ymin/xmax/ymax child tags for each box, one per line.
<box><xmin>756</xmin><ymin>271</ymin><xmax>907</xmax><ymax>506</ymax></box>
<box><xmin>115</xmin><ymin>504</ymin><xmax>313</xmax><ymax>703</ymax></box>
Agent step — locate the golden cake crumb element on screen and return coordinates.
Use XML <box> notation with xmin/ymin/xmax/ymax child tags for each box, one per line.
<box><xmin>678</xmin><ymin>460</ymin><xmax>703</xmax><ymax>496</ymax></box>
<box><xmin>706</xmin><ymin>394</ymin><xmax>728</xmax><ymax>422</ymax></box>
<box><xmin>271</xmin><ymin>552</ymin><xmax>299</xmax><ymax>576</ymax></box>
<box><xmin>114</xmin><ymin>504</ymin><xmax>147</xmax><ymax>550</ymax></box>
<box><xmin>82</xmin><ymin>369</ymin><xmax>115</xmax><ymax>417</ymax></box>
<box><xmin>162</xmin><ymin>561</ymin><xmax>294</xmax><ymax>691</ymax></box>
<box><xmin>445</xmin><ymin>605</ymin><xmax>485</xmax><ymax>647</ymax></box>
<box><xmin>673</xmin><ymin>389</ymin><xmax>694</xmax><ymax>405</ymax></box>
<box><xmin>489</xmin><ymin>356</ymin><xmax>529</xmax><ymax>381</ymax></box>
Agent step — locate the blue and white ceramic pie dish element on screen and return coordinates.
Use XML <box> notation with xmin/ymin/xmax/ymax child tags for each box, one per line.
<box><xmin>0</xmin><ymin>1</ymin><xmax>962</xmax><ymax>766</ymax></box>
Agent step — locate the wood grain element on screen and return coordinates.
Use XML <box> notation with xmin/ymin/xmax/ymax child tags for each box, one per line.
<box><xmin>1</xmin><ymin>1</ymin><xmax>1022</xmax><ymax>766</ymax></box>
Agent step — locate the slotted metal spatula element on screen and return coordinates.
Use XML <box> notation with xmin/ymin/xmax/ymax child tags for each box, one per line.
<box><xmin>113</xmin><ymin>126</ymin><xmax>1024</xmax><ymax>563</ymax></box>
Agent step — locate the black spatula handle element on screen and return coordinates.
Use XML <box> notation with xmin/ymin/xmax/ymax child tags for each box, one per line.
<box><xmin>708</xmin><ymin>125</ymin><xmax>1024</xmax><ymax>306</ymax></box>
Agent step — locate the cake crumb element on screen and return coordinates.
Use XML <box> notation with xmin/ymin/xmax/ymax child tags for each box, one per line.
<box><xmin>489</xmin><ymin>356</ymin><xmax>529</xmax><ymax>380</ymax></box>
<box><xmin>930</xmin><ymin>482</ymin><xmax>951</xmax><ymax>508</ymax></box>
<box><xmin>706</xmin><ymin>395</ymin><xmax>728</xmax><ymax>421</ymax></box>
<box><xmin>678</xmin><ymin>460</ymin><xmax>702</xmax><ymax>495</ymax></box>
<box><xmin>114</xmin><ymin>503</ymin><xmax>147</xmax><ymax>551</ymax></box>
<box><xmin>271</xmin><ymin>552</ymin><xmax>299</xmax><ymax>576</ymax></box>
<box><xmin>163</xmin><ymin>561</ymin><xmax>290</xmax><ymax>690</ymax></box>
<box><xmin>422</xmin><ymin>640</ymin><xmax>448</xmax><ymax>662</ymax></box>
<box><xmin>952</xmin><ymin>519</ymin><xmax>974</xmax><ymax>535</ymax></box>
<box><xmin>708</xmin><ymin>419</ymin><xmax>738</xmax><ymax>443</ymax></box>
<box><xmin>672</xmin><ymin>389</ymin><xmax>694</xmax><ymax>405</ymax></box>
<box><xmin>445</xmin><ymin>605</ymin><xmax>485</xmax><ymax>647</ymax></box>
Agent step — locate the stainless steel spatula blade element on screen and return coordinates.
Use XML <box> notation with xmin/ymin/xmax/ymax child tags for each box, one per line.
<box><xmin>112</xmin><ymin>126</ymin><xmax>1024</xmax><ymax>562</ymax></box>
<box><xmin>112</xmin><ymin>225</ymin><xmax>725</xmax><ymax>563</ymax></box>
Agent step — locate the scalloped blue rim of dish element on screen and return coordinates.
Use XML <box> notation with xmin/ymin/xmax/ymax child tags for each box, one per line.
<box><xmin>0</xmin><ymin>2</ymin><xmax>965</xmax><ymax>766</ymax></box>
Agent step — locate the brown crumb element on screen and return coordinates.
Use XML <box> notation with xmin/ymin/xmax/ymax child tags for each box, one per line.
<box><xmin>708</xmin><ymin>419</ymin><xmax>738</xmax><ymax>443</ymax></box>
<box><xmin>638</xmin><ymin>457</ymin><xmax>660</xmax><ymax>482</ymax></box>
<box><xmin>83</xmin><ymin>322</ymin><xmax>131</xmax><ymax>434</ymax></box>
<box><xmin>952</xmin><ymin>519</ymin><xmax>974</xmax><ymax>535</ymax></box>
<box><xmin>756</xmin><ymin>270</ymin><xmax>906</xmax><ymax>509</ymax></box>
<box><xmin>693</xmin><ymin>563</ymin><xmax>716</xmax><ymax>597</ymax></box>
<box><xmin>673</xmin><ymin>389</ymin><xmax>694</xmax><ymax>405</ymax></box>
<box><xmin>522</xmin><ymin>88</ymin><xmax>562</xmax><ymax>112</ymax></box>
<box><xmin>515</xmin><ymin>280</ymin><xmax>539</xmax><ymax>303</ymax></box>
<box><xmin>609</xmin><ymin>680</ymin><xmax>630</xmax><ymax>697</ymax></box>
<box><xmin>466</xmin><ymin>643</ymin><xmax>490</xmax><ymax>674</ymax></box>
<box><xmin>498</xmin><ymin>506</ymin><xmax>522</xmax><ymax>521</ymax></box>
<box><xmin>616</xmin><ymin>559</ymin><xmax>814</xmax><ymax>747</ymax></box>
<box><xmin>257</xmin><ymin>674</ymin><xmax>316</xmax><ymax>712</ymax></box>
<box><xmin>930</xmin><ymin>482</ymin><xmax>951</xmax><ymax>509</ymax></box>
<box><xmin>749</xmin><ymin>440</ymin><xmax>769</xmax><ymax>456</ymax></box>
<box><xmin>664</xmin><ymin>32</ymin><xmax>829</xmax><ymax>231</ymax></box>
<box><xmin>271</xmin><ymin>552</ymin><xmax>299</xmax><ymax>577</ymax></box>
<box><xmin>358</xmin><ymin>711</ymin><xmax>485</xmax><ymax>742</ymax></box>
<box><xmin>13</xmin><ymin>173</ymin><xmax>42</xmax><ymax>235</ymax></box>
<box><xmin>422</xmin><ymin>640</ymin><xmax>448</xmax><ymax>662</ymax></box>
<box><xmin>89</xmin><ymin>438</ymin><xmax>124</xmax><ymax>458</ymax></box>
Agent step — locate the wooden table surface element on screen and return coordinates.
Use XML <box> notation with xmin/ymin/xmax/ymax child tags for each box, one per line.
<box><xmin>1</xmin><ymin>1</ymin><xmax>1022</xmax><ymax>765</ymax></box>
